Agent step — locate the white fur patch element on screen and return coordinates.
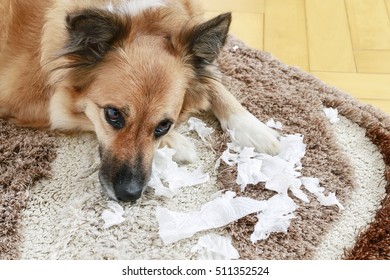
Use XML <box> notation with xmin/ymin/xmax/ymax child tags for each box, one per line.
<box><xmin>107</xmin><ymin>0</ymin><xmax>166</xmax><ymax>15</ymax></box>
<box><xmin>49</xmin><ymin>90</ymin><xmax>94</xmax><ymax>131</ymax></box>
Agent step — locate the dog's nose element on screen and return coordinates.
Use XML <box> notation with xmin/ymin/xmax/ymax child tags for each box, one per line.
<box><xmin>115</xmin><ymin>186</ymin><xmax>143</xmax><ymax>202</ymax></box>
<box><xmin>99</xmin><ymin>156</ymin><xmax>149</xmax><ymax>202</ymax></box>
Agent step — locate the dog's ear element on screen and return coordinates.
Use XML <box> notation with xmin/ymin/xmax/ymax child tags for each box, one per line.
<box><xmin>63</xmin><ymin>9</ymin><xmax>131</xmax><ymax>67</ymax></box>
<box><xmin>185</xmin><ymin>13</ymin><xmax>231</xmax><ymax>64</ymax></box>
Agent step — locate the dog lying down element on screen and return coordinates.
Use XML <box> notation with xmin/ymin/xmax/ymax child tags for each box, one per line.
<box><xmin>0</xmin><ymin>0</ymin><xmax>280</xmax><ymax>202</ymax></box>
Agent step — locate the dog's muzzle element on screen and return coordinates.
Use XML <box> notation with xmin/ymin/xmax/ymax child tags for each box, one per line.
<box><xmin>113</xmin><ymin>179</ymin><xmax>144</xmax><ymax>202</ymax></box>
<box><xmin>98</xmin><ymin>158</ymin><xmax>149</xmax><ymax>203</ymax></box>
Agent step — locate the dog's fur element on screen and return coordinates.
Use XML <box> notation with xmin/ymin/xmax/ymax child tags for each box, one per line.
<box><xmin>0</xmin><ymin>0</ymin><xmax>280</xmax><ymax>202</ymax></box>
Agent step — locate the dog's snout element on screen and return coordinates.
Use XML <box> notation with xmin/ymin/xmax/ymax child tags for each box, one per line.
<box><xmin>99</xmin><ymin>154</ymin><xmax>150</xmax><ymax>202</ymax></box>
<box><xmin>115</xmin><ymin>183</ymin><xmax>144</xmax><ymax>202</ymax></box>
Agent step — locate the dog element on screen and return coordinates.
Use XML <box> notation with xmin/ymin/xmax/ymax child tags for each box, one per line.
<box><xmin>0</xmin><ymin>0</ymin><xmax>280</xmax><ymax>202</ymax></box>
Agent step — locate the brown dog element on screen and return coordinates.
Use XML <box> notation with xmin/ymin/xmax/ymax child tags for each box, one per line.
<box><xmin>0</xmin><ymin>0</ymin><xmax>280</xmax><ymax>202</ymax></box>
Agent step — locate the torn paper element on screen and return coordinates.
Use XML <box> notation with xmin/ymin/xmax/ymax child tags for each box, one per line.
<box><xmin>251</xmin><ymin>194</ymin><xmax>297</xmax><ymax>242</ymax></box>
<box><xmin>323</xmin><ymin>107</ymin><xmax>340</xmax><ymax>124</ymax></box>
<box><xmin>191</xmin><ymin>234</ymin><xmax>240</xmax><ymax>260</ymax></box>
<box><xmin>156</xmin><ymin>191</ymin><xmax>267</xmax><ymax>244</ymax></box>
<box><xmin>232</xmin><ymin>45</ymin><xmax>239</xmax><ymax>52</ymax></box>
<box><xmin>301</xmin><ymin>177</ymin><xmax>344</xmax><ymax>210</ymax></box>
<box><xmin>148</xmin><ymin>146</ymin><xmax>209</xmax><ymax>197</ymax></box>
<box><xmin>187</xmin><ymin>117</ymin><xmax>214</xmax><ymax>142</ymax></box>
<box><xmin>278</xmin><ymin>134</ymin><xmax>306</xmax><ymax>167</ymax></box>
<box><xmin>213</xmin><ymin>127</ymin><xmax>344</xmax><ymax>243</ymax></box>
<box><xmin>266</xmin><ymin>118</ymin><xmax>283</xmax><ymax>130</ymax></box>
<box><xmin>217</xmin><ymin>133</ymin><xmax>308</xmax><ymax>199</ymax></box>
<box><xmin>102</xmin><ymin>201</ymin><xmax>125</xmax><ymax>229</ymax></box>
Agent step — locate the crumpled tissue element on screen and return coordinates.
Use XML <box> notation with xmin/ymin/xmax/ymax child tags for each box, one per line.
<box><xmin>266</xmin><ymin>118</ymin><xmax>283</xmax><ymax>130</ymax></box>
<box><xmin>301</xmin><ymin>177</ymin><xmax>344</xmax><ymax>210</ymax></box>
<box><xmin>215</xmin><ymin>128</ymin><xmax>344</xmax><ymax>243</ymax></box>
<box><xmin>191</xmin><ymin>233</ymin><xmax>240</xmax><ymax>260</ymax></box>
<box><xmin>323</xmin><ymin>107</ymin><xmax>340</xmax><ymax>124</ymax></box>
<box><xmin>218</xmin><ymin>133</ymin><xmax>307</xmax><ymax>197</ymax></box>
<box><xmin>250</xmin><ymin>194</ymin><xmax>297</xmax><ymax>242</ymax></box>
<box><xmin>156</xmin><ymin>191</ymin><xmax>267</xmax><ymax>244</ymax></box>
<box><xmin>102</xmin><ymin>201</ymin><xmax>125</xmax><ymax>229</ymax></box>
<box><xmin>148</xmin><ymin>146</ymin><xmax>209</xmax><ymax>197</ymax></box>
<box><xmin>187</xmin><ymin>117</ymin><xmax>214</xmax><ymax>142</ymax></box>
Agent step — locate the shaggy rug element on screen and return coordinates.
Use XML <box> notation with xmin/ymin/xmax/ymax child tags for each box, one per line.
<box><xmin>1</xmin><ymin>38</ymin><xmax>389</xmax><ymax>260</ymax></box>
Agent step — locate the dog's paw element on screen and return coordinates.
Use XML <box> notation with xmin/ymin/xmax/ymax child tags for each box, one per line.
<box><xmin>221</xmin><ymin>112</ymin><xmax>281</xmax><ymax>155</ymax></box>
<box><xmin>160</xmin><ymin>131</ymin><xmax>198</xmax><ymax>163</ymax></box>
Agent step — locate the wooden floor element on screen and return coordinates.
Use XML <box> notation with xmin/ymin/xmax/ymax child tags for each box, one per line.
<box><xmin>201</xmin><ymin>0</ymin><xmax>390</xmax><ymax>115</ymax></box>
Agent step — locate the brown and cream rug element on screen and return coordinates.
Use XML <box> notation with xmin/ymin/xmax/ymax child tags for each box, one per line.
<box><xmin>1</xmin><ymin>38</ymin><xmax>389</xmax><ymax>260</ymax></box>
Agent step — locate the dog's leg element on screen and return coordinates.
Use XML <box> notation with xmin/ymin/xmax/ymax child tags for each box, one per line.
<box><xmin>160</xmin><ymin>130</ymin><xmax>198</xmax><ymax>163</ymax></box>
<box><xmin>208</xmin><ymin>80</ymin><xmax>280</xmax><ymax>155</ymax></box>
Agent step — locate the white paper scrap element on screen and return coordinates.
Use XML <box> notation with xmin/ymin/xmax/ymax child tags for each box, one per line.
<box><xmin>148</xmin><ymin>146</ymin><xmax>209</xmax><ymax>197</ymax></box>
<box><xmin>102</xmin><ymin>201</ymin><xmax>125</xmax><ymax>229</ymax></box>
<box><xmin>323</xmin><ymin>108</ymin><xmax>340</xmax><ymax>124</ymax></box>
<box><xmin>187</xmin><ymin>117</ymin><xmax>214</xmax><ymax>142</ymax></box>
<box><xmin>250</xmin><ymin>194</ymin><xmax>297</xmax><ymax>243</ymax></box>
<box><xmin>191</xmin><ymin>234</ymin><xmax>240</xmax><ymax>260</ymax></box>
<box><xmin>216</xmin><ymin>133</ymin><xmax>308</xmax><ymax>201</ymax></box>
<box><xmin>266</xmin><ymin>118</ymin><xmax>283</xmax><ymax>130</ymax></box>
<box><xmin>156</xmin><ymin>191</ymin><xmax>267</xmax><ymax>244</ymax></box>
<box><xmin>278</xmin><ymin>134</ymin><xmax>306</xmax><ymax>167</ymax></box>
<box><xmin>301</xmin><ymin>177</ymin><xmax>344</xmax><ymax>210</ymax></box>
<box><xmin>260</xmin><ymin>154</ymin><xmax>303</xmax><ymax>197</ymax></box>
<box><xmin>209</xmin><ymin>124</ymin><xmax>344</xmax><ymax>244</ymax></box>
<box><xmin>232</xmin><ymin>45</ymin><xmax>239</xmax><ymax>52</ymax></box>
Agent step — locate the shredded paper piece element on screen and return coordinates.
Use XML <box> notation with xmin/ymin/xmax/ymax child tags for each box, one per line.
<box><xmin>301</xmin><ymin>177</ymin><xmax>344</xmax><ymax>210</ymax></box>
<box><xmin>191</xmin><ymin>234</ymin><xmax>240</xmax><ymax>260</ymax></box>
<box><xmin>214</xmin><ymin>128</ymin><xmax>344</xmax><ymax>243</ymax></box>
<box><xmin>156</xmin><ymin>191</ymin><xmax>267</xmax><ymax>244</ymax></box>
<box><xmin>148</xmin><ymin>146</ymin><xmax>209</xmax><ymax>197</ymax></box>
<box><xmin>323</xmin><ymin>107</ymin><xmax>340</xmax><ymax>124</ymax></box>
<box><xmin>102</xmin><ymin>201</ymin><xmax>125</xmax><ymax>229</ymax></box>
<box><xmin>250</xmin><ymin>194</ymin><xmax>297</xmax><ymax>243</ymax></box>
<box><xmin>218</xmin><ymin>133</ymin><xmax>307</xmax><ymax>195</ymax></box>
<box><xmin>266</xmin><ymin>118</ymin><xmax>283</xmax><ymax>130</ymax></box>
<box><xmin>187</xmin><ymin>117</ymin><xmax>214</xmax><ymax>142</ymax></box>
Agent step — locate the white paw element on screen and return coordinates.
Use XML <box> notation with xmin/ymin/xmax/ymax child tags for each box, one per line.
<box><xmin>160</xmin><ymin>131</ymin><xmax>198</xmax><ymax>163</ymax></box>
<box><xmin>221</xmin><ymin>112</ymin><xmax>280</xmax><ymax>155</ymax></box>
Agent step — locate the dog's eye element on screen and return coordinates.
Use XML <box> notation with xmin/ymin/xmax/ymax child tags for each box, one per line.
<box><xmin>104</xmin><ymin>107</ymin><xmax>125</xmax><ymax>129</ymax></box>
<box><xmin>154</xmin><ymin>120</ymin><xmax>172</xmax><ymax>138</ymax></box>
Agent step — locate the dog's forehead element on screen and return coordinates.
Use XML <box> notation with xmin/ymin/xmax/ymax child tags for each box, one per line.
<box><xmin>106</xmin><ymin>0</ymin><xmax>166</xmax><ymax>16</ymax></box>
<box><xmin>91</xmin><ymin>48</ymin><xmax>187</xmax><ymax>113</ymax></box>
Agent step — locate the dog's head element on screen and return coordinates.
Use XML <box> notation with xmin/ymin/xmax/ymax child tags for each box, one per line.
<box><xmin>58</xmin><ymin>8</ymin><xmax>231</xmax><ymax>202</ymax></box>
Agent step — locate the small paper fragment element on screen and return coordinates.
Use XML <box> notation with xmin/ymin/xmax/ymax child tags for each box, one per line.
<box><xmin>148</xmin><ymin>146</ymin><xmax>209</xmax><ymax>197</ymax></box>
<box><xmin>250</xmin><ymin>194</ymin><xmax>297</xmax><ymax>243</ymax></box>
<box><xmin>187</xmin><ymin>117</ymin><xmax>214</xmax><ymax>142</ymax></box>
<box><xmin>232</xmin><ymin>45</ymin><xmax>239</xmax><ymax>52</ymax></box>
<box><xmin>301</xmin><ymin>177</ymin><xmax>344</xmax><ymax>210</ymax></box>
<box><xmin>191</xmin><ymin>233</ymin><xmax>240</xmax><ymax>260</ymax></box>
<box><xmin>156</xmin><ymin>191</ymin><xmax>267</xmax><ymax>244</ymax></box>
<box><xmin>266</xmin><ymin>118</ymin><xmax>283</xmax><ymax>130</ymax></box>
<box><xmin>236</xmin><ymin>157</ymin><xmax>267</xmax><ymax>190</ymax></box>
<box><xmin>323</xmin><ymin>108</ymin><xmax>340</xmax><ymax>124</ymax></box>
<box><xmin>102</xmin><ymin>201</ymin><xmax>125</xmax><ymax>229</ymax></box>
<box><xmin>315</xmin><ymin>192</ymin><xmax>344</xmax><ymax>209</ymax></box>
<box><xmin>217</xmin><ymin>133</ymin><xmax>308</xmax><ymax>200</ymax></box>
<box><xmin>278</xmin><ymin>134</ymin><xmax>306</xmax><ymax>167</ymax></box>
